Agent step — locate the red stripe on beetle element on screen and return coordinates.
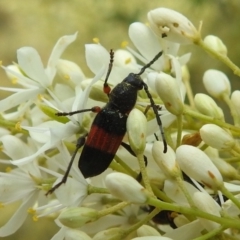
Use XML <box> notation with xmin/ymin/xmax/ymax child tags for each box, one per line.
<box><xmin>86</xmin><ymin>125</ymin><xmax>124</xmax><ymax>154</ymax></box>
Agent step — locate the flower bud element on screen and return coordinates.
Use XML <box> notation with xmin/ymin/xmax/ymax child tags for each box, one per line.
<box><xmin>203</xmin><ymin>69</ymin><xmax>231</xmax><ymax>99</ymax></box>
<box><xmin>64</xmin><ymin>229</ymin><xmax>92</xmax><ymax>240</ymax></box>
<box><xmin>200</xmin><ymin>124</ymin><xmax>235</xmax><ymax>150</ymax></box>
<box><xmin>211</xmin><ymin>157</ymin><xmax>239</xmax><ymax>180</ymax></box>
<box><xmin>147</xmin><ymin>8</ymin><xmax>200</xmax><ymax>44</ymax></box>
<box><xmin>127</xmin><ymin>109</ymin><xmax>147</xmax><ymax>155</ymax></box>
<box><xmin>193</xmin><ymin>192</ymin><xmax>221</xmax><ymax>231</ymax></box>
<box><xmin>56</xmin><ymin>59</ymin><xmax>85</xmax><ymax>85</ymax></box>
<box><xmin>152</xmin><ymin>142</ymin><xmax>180</xmax><ymax>178</ymax></box>
<box><xmin>155</xmin><ymin>72</ymin><xmax>184</xmax><ymax>115</ymax></box>
<box><xmin>194</xmin><ymin>93</ymin><xmax>224</xmax><ymax>120</ymax></box>
<box><xmin>114</xmin><ymin>49</ymin><xmax>137</xmax><ymax>68</ymax></box>
<box><xmin>204</xmin><ymin>35</ymin><xmax>227</xmax><ymax>56</ymax></box>
<box><xmin>132</xmin><ymin>237</ymin><xmax>173</xmax><ymax>240</ymax></box>
<box><xmin>137</xmin><ymin>225</ymin><xmax>161</xmax><ymax>237</ymax></box>
<box><xmin>176</xmin><ymin>145</ymin><xmax>223</xmax><ymax>189</ymax></box>
<box><xmin>58</xmin><ymin>207</ymin><xmax>98</xmax><ymax>228</ymax></box>
<box><xmin>81</xmin><ymin>79</ymin><xmax>108</xmax><ymax>102</ymax></box>
<box><xmin>231</xmin><ymin>90</ymin><xmax>240</xmax><ymax>118</ymax></box>
<box><xmin>105</xmin><ymin>172</ymin><xmax>148</xmax><ymax>203</ymax></box>
<box><xmin>93</xmin><ymin>227</ymin><xmax>120</xmax><ymax>240</ymax></box>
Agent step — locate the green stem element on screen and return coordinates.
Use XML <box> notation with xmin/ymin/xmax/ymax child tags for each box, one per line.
<box><xmin>183</xmin><ymin>108</ymin><xmax>240</xmax><ymax>134</ymax></box>
<box><xmin>175</xmin><ymin>176</ymin><xmax>196</xmax><ymax>209</ymax></box>
<box><xmin>176</xmin><ymin>115</ymin><xmax>183</xmax><ymax>148</ymax></box>
<box><xmin>151</xmin><ymin>184</ymin><xmax>173</xmax><ymax>203</ymax></box>
<box><xmin>220</xmin><ymin>185</ymin><xmax>240</xmax><ymax>210</ymax></box>
<box><xmin>196</xmin><ymin>39</ymin><xmax>240</xmax><ymax>77</ymax></box>
<box><xmin>98</xmin><ymin>201</ymin><xmax>130</xmax><ymax>218</ymax></box>
<box><xmin>109</xmin><ymin>207</ymin><xmax>161</xmax><ymax>240</ymax></box>
<box><xmin>88</xmin><ymin>185</ymin><xmax>109</xmax><ymax>194</ymax></box>
<box><xmin>222</xmin><ymin>93</ymin><xmax>240</xmax><ymax>126</ymax></box>
<box><xmin>147</xmin><ymin>197</ymin><xmax>240</xmax><ymax>229</ymax></box>
<box><xmin>114</xmin><ymin>155</ymin><xmax>137</xmax><ymax>177</ymax></box>
<box><xmin>137</xmin><ymin>153</ymin><xmax>153</xmax><ymax>195</ymax></box>
<box><xmin>192</xmin><ymin>225</ymin><xmax>226</xmax><ymax>240</ymax></box>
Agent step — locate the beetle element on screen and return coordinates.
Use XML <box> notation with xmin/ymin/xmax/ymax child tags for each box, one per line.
<box><xmin>46</xmin><ymin>50</ymin><xmax>167</xmax><ymax>195</ymax></box>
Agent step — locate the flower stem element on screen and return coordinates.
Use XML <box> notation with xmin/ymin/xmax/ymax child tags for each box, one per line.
<box><xmin>192</xmin><ymin>225</ymin><xmax>226</xmax><ymax>240</ymax></box>
<box><xmin>219</xmin><ymin>185</ymin><xmax>240</xmax><ymax>210</ymax></box>
<box><xmin>196</xmin><ymin>39</ymin><xmax>240</xmax><ymax>77</ymax></box>
<box><xmin>147</xmin><ymin>197</ymin><xmax>240</xmax><ymax>229</ymax></box>
<box><xmin>109</xmin><ymin>207</ymin><xmax>160</xmax><ymax>240</ymax></box>
<box><xmin>137</xmin><ymin>153</ymin><xmax>154</xmax><ymax>195</ymax></box>
<box><xmin>176</xmin><ymin>115</ymin><xmax>183</xmax><ymax>148</ymax></box>
<box><xmin>183</xmin><ymin>108</ymin><xmax>240</xmax><ymax>134</ymax></box>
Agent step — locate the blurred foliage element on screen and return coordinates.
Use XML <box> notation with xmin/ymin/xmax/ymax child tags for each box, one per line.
<box><xmin>0</xmin><ymin>0</ymin><xmax>239</xmax><ymax>239</ymax></box>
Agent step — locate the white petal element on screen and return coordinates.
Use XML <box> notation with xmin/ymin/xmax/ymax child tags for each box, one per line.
<box><xmin>129</xmin><ymin>22</ymin><xmax>162</xmax><ymax>62</ymax></box>
<box><xmin>203</xmin><ymin>69</ymin><xmax>231</xmax><ymax>98</ymax></box>
<box><xmin>0</xmin><ymin>172</ymin><xmax>35</xmax><ymax>202</ymax></box>
<box><xmin>17</xmin><ymin>47</ymin><xmax>49</xmax><ymax>87</ymax></box>
<box><xmin>54</xmin><ymin>178</ymin><xmax>87</xmax><ymax>207</ymax></box>
<box><xmin>1</xmin><ymin>135</ymin><xmax>33</xmax><ymax>159</ymax></box>
<box><xmin>0</xmin><ymin>88</ymin><xmax>41</xmax><ymax>112</ymax></box>
<box><xmin>164</xmin><ymin>220</ymin><xmax>203</xmax><ymax>240</ymax></box>
<box><xmin>164</xmin><ymin>179</ymin><xmax>199</xmax><ymax>206</ymax></box>
<box><xmin>46</xmin><ymin>32</ymin><xmax>78</xmax><ymax>81</ymax></box>
<box><xmin>0</xmin><ymin>192</ymin><xmax>38</xmax><ymax>237</ymax></box>
<box><xmin>51</xmin><ymin>227</ymin><xmax>65</xmax><ymax>240</ymax></box>
<box><xmin>85</xmin><ymin>44</ymin><xmax>109</xmax><ymax>75</ymax></box>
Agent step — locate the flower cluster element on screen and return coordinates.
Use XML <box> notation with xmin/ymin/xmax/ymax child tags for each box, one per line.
<box><xmin>0</xmin><ymin>7</ymin><xmax>240</xmax><ymax>240</ymax></box>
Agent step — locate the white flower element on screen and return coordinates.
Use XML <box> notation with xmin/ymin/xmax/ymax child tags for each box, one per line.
<box><xmin>147</xmin><ymin>8</ymin><xmax>200</xmax><ymax>44</ymax></box>
<box><xmin>231</xmin><ymin>90</ymin><xmax>240</xmax><ymax>120</ymax></box>
<box><xmin>193</xmin><ymin>192</ymin><xmax>221</xmax><ymax>231</ymax></box>
<box><xmin>137</xmin><ymin>225</ymin><xmax>161</xmax><ymax>237</ymax></box>
<box><xmin>200</xmin><ymin>124</ymin><xmax>235</xmax><ymax>150</ymax></box>
<box><xmin>132</xmin><ymin>237</ymin><xmax>173</xmax><ymax>240</ymax></box>
<box><xmin>155</xmin><ymin>72</ymin><xmax>184</xmax><ymax>115</ymax></box>
<box><xmin>194</xmin><ymin>93</ymin><xmax>224</xmax><ymax>120</ymax></box>
<box><xmin>152</xmin><ymin>142</ymin><xmax>180</xmax><ymax>178</ymax></box>
<box><xmin>0</xmin><ymin>33</ymin><xmax>78</xmax><ymax>114</ymax></box>
<box><xmin>203</xmin><ymin>35</ymin><xmax>227</xmax><ymax>56</ymax></box>
<box><xmin>0</xmin><ymin>135</ymin><xmax>42</xmax><ymax>236</ymax></box>
<box><xmin>203</xmin><ymin>69</ymin><xmax>231</xmax><ymax>99</ymax></box>
<box><xmin>176</xmin><ymin>145</ymin><xmax>223</xmax><ymax>189</ymax></box>
<box><xmin>56</xmin><ymin>59</ymin><xmax>86</xmax><ymax>85</ymax></box>
<box><xmin>127</xmin><ymin>109</ymin><xmax>147</xmax><ymax>154</ymax></box>
<box><xmin>58</xmin><ymin>207</ymin><xmax>98</xmax><ymax>228</ymax></box>
<box><xmin>105</xmin><ymin>172</ymin><xmax>148</xmax><ymax>203</ymax></box>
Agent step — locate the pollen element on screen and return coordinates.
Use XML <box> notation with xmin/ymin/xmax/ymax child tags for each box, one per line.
<box><xmin>33</xmin><ymin>215</ymin><xmax>39</xmax><ymax>222</ymax></box>
<box><xmin>11</xmin><ymin>77</ymin><xmax>18</xmax><ymax>84</ymax></box>
<box><xmin>28</xmin><ymin>208</ymin><xmax>36</xmax><ymax>214</ymax></box>
<box><xmin>64</xmin><ymin>74</ymin><xmax>70</xmax><ymax>80</ymax></box>
<box><xmin>15</xmin><ymin>122</ymin><xmax>22</xmax><ymax>131</ymax></box>
<box><xmin>121</xmin><ymin>41</ymin><xmax>128</xmax><ymax>48</ymax></box>
<box><xmin>125</xmin><ymin>57</ymin><xmax>131</xmax><ymax>65</ymax></box>
<box><xmin>5</xmin><ymin>167</ymin><xmax>12</xmax><ymax>173</ymax></box>
<box><xmin>93</xmin><ymin>38</ymin><xmax>100</xmax><ymax>43</ymax></box>
<box><xmin>38</xmin><ymin>94</ymin><xmax>44</xmax><ymax>101</ymax></box>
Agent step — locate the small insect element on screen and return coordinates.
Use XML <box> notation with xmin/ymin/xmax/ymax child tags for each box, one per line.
<box><xmin>46</xmin><ymin>50</ymin><xmax>167</xmax><ymax>195</ymax></box>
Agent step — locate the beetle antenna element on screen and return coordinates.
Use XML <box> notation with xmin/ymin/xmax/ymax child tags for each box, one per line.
<box><xmin>103</xmin><ymin>49</ymin><xmax>114</xmax><ymax>95</ymax></box>
<box><xmin>137</xmin><ymin>51</ymin><xmax>163</xmax><ymax>75</ymax></box>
